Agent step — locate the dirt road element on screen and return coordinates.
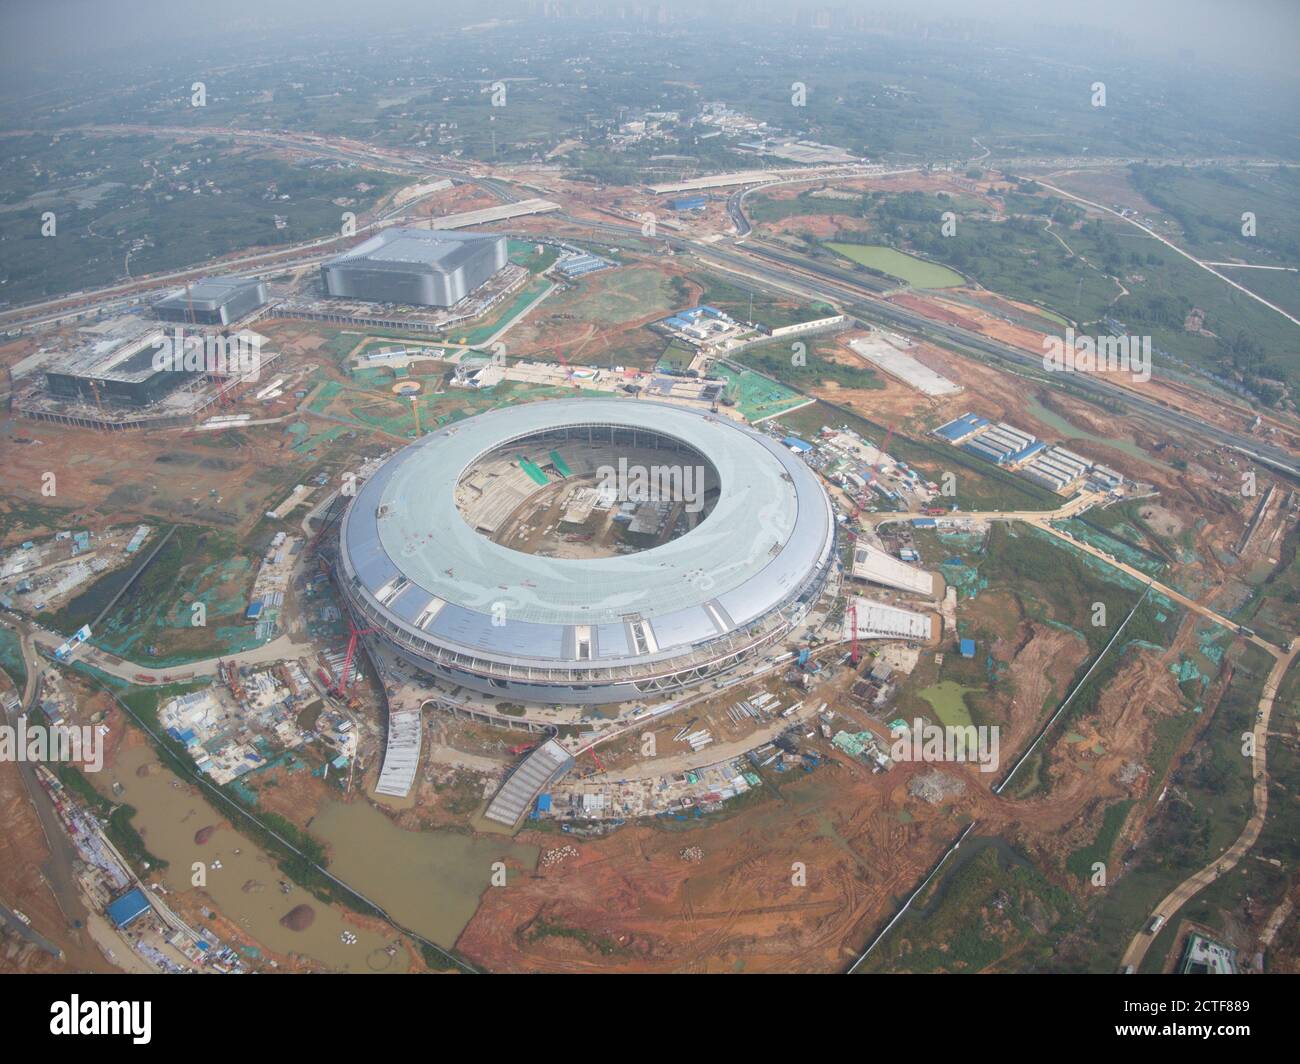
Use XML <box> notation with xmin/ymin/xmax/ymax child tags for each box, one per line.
<box><xmin>1119</xmin><ymin>645</ymin><xmax>1295</xmax><ymax>971</ymax></box>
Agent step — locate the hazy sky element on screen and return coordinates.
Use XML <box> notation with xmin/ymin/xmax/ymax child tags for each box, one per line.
<box><xmin>2</xmin><ymin>0</ymin><xmax>1298</xmax><ymax>78</ymax></box>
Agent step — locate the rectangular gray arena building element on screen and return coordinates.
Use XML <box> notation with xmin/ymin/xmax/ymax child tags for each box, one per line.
<box><xmin>46</xmin><ymin>328</ymin><xmax>190</xmax><ymax>408</ymax></box>
<box><xmin>319</xmin><ymin>228</ymin><xmax>508</xmax><ymax>308</ymax></box>
<box><xmin>154</xmin><ymin>277</ymin><xmax>268</xmax><ymax>326</ymax></box>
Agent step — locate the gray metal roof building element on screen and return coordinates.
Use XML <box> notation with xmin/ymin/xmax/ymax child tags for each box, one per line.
<box><xmin>339</xmin><ymin>399</ymin><xmax>836</xmax><ymax>704</ymax></box>
<box><xmin>320</xmin><ymin>228</ymin><xmax>508</xmax><ymax>308</ymax></box>
<box><xmin>155</xmin><ymin>277</ymin><xmax>268</xmax><ymax>326</ymax></box>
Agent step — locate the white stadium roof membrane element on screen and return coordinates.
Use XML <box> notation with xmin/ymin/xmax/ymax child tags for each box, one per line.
<box><xmin>340</xmin><ymin>399</ymin><xmax>835</xmax><ymax>679</ymax></box>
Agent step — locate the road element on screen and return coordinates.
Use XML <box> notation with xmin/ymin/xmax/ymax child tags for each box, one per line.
<box><xmin>0</xmin><ymin>622</ymin><xmax>94</xmax><ymax>942</ymax></box>
<box><xmin>1036</xmin><ymin>179</ymin><xmax>1300</xmax><ymax>331</ymax></box>
<box><xmin>1119</xmin><ymin>645</ymin><xmax>1295</xmax><ymax>972</ymax></box>
<box><xmin>6</xmin><ymin>128</ymin><xmax>1293</xmax><ymax>975</ymax></box>
<box><xmin>873</xmin><ymin>500</ymin><xmax>1278</xmax><ymax>653</ymax></box>
<box><xmin>567</xmin><ymin>212</ymin><xmax>1300</xmax><ymax>478</ymax></box>
<box><xmin>0</xmin><ymin>129</ymin><xmax>471</xmax><ymax>330</ymax></box>
<box><xmin>7</xmin><ymin>123</ymin><xmax>1297</xmax><ymax>480</ymax></box>
<box><xmin>0</xmin><ymin>901</ymin><xmax>63</xmax><ymax>959</ymax></box>
<box><xmin>29</xmin><ymin>628</ymin><xmax>312</xmax><ymax>683</ymax></box>
<box><xmin>878</xmin><ymin>499</ymin><xmax>1295</xmax><ymax>970</ymax></box>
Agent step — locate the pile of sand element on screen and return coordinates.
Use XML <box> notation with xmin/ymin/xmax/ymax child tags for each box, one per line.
<box><xmin>279</xmin><ymin>904</ymin><xmax>316</xmax><ymax>932</ymax></box>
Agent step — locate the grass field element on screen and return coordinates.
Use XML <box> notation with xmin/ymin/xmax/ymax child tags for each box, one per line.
<box><xmin>860</xmin><ymin>841</ymin><xmax>1075</xmax><ymax>973</ymax></box>
<box><xmin>826</xmin><ymin>242</ymin><xmax>965</xmax><ymax>288</ymax></box>
<box><xmin>709</xmin><ymin>362</ymin><xmax>810</xmax><ymax>422</ymax></box>
<box><xmin>656</xmin><ymin>340</ymin><xmax>696</xmax><ymax>372</ymax></box>
<box><xmin>736</xmin><ymin>337</ymin><xmax>883</xmax><ymax>393</ymax></box>
<box><xmin>572</xmin><ymin>265</ymin><xmax>677</xmax><ymax>326</ymax></box>
<box><xmin>918</xmin><ymin>681</ymin><xmax>978</xmax><ymax>728</ymax></box>
<box><xmin>683</xmin><ymin>272</ymin><xmax>837</xmax><ymax>330</ymax></box>
<box><xmin>72</xmin><ymin>525</ymin><xmax>266</xmax><ymax>664</ymax></box>
<box><xmin>451</xmin><ymin>277</ymin><xmax>553</xmax><ymax>346</ymax></box>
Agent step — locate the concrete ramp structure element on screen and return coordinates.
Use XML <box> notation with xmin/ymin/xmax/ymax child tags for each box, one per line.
<box><xmin>374</xmin><ymin>708</ymin><xmax>422</xmax><ymax>798</ymax></box>
<box><xmin>485</xmin><ymin>739</ymin><xmax>575</xmax><ymax>826</ymax></box>
<box><xmin>846</xmin><ymin>597</ymin><xmax>934</xmax><ymax>643</ymax></box>
<box><xmin>850</xmin><ymin>543</ymin><xmax>935</xmax><ymax>596</ymax></box>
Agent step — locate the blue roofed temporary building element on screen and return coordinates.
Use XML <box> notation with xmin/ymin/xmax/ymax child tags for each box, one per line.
<box><xmin>932</xmin><ymin>412</ymin><xmax>990</xmax><ymax>444</ymax></box>
<box><xmin>960</xmin><ymin>638</ymin><xmax>976</xmax><ymax>658</ymax></box>
<box><xmin>1007</xmin><ymin>440</ymin><xmax>1047</xmax><ymax>466</ymax></box>
<box><xmin>106</xmin><ymin>887</ymin><xmax>152</xmax><ymax>930</ymax></box>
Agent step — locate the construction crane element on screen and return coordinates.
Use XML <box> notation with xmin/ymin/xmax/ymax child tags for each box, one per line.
<box><xmin>839</xmin><ymin>421</ymin><xmax>898</xmax><ymax>540</ymax></box>
<box><xmin>840</xmin><ymin>490</ymin><xmax>874</xmax><ymax>543</ymax></box>
<box><xmin>554</xmin><ymin>347</ymin><xmax>577</xmax><ymax>386</ymax></box>
<box><xmin>847</xmin><ymin>602</ymin><xmax>861</xmax><ymax>665</ymax></box>
<box><xmin>308</xmin><ymin>491</ymin><xmax>349</xmax><ymax>557</ymax></box>
<box><xmin>336</xmin><ymin>617</ymin><xmax>377</xmax><ymax>694</ymax></box>
<box><xmin>875</xmin><ymin>422</ymin><xmax>895</xmax><ymax>474</ymax></box>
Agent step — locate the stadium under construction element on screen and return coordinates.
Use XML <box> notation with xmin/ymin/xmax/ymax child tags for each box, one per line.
<box><xmin>337</xmin><ymin>399</ymin><xmax>837</xmax><ymax>704</ymax></box>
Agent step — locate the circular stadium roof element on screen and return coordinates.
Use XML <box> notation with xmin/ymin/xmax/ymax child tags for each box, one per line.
<box><xmin>340</xmin><ymin>398</ymin><xmax>834</xmax><ymax>669</ymax></box>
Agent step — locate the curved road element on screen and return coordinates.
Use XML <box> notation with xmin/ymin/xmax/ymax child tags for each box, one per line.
<box><xmin>1119</xmin><ymin>646</ymin><xmax>1294</xmax><ymax>972</ymax></box>
<box><xmin>862</xmin><ymin>500</ymin><xmax>1296</xmax><ymax>970</ymax></box>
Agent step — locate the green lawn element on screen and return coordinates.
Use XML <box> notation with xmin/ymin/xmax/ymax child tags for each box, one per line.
<box><xmin>919</xmin><ymin>681</ymin><xmax>978</xmax><ymax>728</ymax></box>
<box><xmin>826</xmin><ymin>243</ymin><xmax>965</xmax><ymax>288</ymax></box>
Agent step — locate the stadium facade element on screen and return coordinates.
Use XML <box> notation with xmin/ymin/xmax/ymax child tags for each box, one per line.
<box><xmin>338</xmin><ymin>399</ymin><xmax>836</xmax><ymax>704</ymax></box>
<box><xmin>320</xmin><ymin>228</ymin><xmax>508</xmax><ymax>307</ymax></box>
<box><xmin>154</xmin><ymin>277</ymin><xmax>269</xmax><ymax>326</ymax></box>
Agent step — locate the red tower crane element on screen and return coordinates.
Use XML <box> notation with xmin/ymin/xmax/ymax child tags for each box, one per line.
<box><xmin>848</xmin><ymin>602</ymin><xmax>861</xmax><ymax>665</ymax></box>
<box><xmin>875</xmin><ymin>422</ymin><xmax>895</xmax><ymax>474</ymax></box>
<box><xmin>841</xmin><ymin>491</ymin><xmax>873</xmax><ymax>542</ymax></box>
<box><xmin>553</xmin><ymin>346</ymin><xmax>577</xmax><ymax>386</ymax></box>
<box><xmin>336</xmin><ymin>618</ymin><xmax>377</xmax><ymax>694</ymax></box>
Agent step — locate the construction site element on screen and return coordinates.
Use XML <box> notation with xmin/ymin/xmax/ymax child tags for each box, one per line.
<box><xmin>11</xmin><ymin>315</ymin><xmax>278</xmax><ymax>432</ymax></box>
<box><xmin>1</xmin><ymin>157</ymin><xmax>1297</xmax><ymax>980</ymax></box>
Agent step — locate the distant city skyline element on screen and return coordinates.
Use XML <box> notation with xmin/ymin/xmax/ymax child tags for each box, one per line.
<box><xmin>3</xmin><ymin>0</ymin><xmax>1298</xmax><ymax>77</ymax></box>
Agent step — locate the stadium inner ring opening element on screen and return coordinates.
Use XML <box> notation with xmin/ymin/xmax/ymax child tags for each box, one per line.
<box><xmin>338</xmin><ymin>399</ymin><xmax>836</xmax><ymax>706</ymax></box>
<box><xmin>454</xmin><ymin>423</ymin><xmax>721</xmax><ymax>559</ymax></box>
